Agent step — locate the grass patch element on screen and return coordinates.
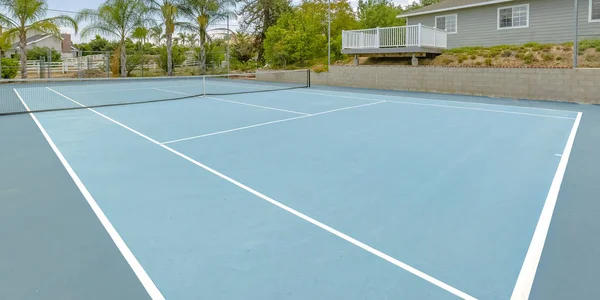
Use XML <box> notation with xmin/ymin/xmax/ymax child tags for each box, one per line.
<box><xmin>502</xmin><ymin>50</ymin><xmax>512</xmax><ymax>57</ymax></box>
<box><xmin>445</xmin><ymin>46</ymin><xmax>484</xmax><ymax>54</ymax></box>
<box><xmin>523</xmin><ymin>42</ymin><xmax>541</xmax><ymax>48</ymax></box>
<box><xmin>484</xmin><ymin>58</ymin><xmax>493</xmax><ymax>66</ymax></box>
<box><xmin>441</xmin><ymin>58</ymin><xmax>454</xmax><ymax>65</ymax></box>
<box><xmin>469</xmin><ymin>55</ymin><xmax>477</xmax><ymax>60</ymax></box>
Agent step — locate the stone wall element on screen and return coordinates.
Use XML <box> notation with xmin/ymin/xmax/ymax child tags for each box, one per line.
<box><xmin>258</xmin><ymin>66</ymin><xmax>600</xmax><ymax>104</ymax></box>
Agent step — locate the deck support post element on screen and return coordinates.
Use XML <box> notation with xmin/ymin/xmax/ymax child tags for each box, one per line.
<box><xmin>412</xmin><ymin>54</ymin><xmax>419</xmax><ymax>66</ymax></box>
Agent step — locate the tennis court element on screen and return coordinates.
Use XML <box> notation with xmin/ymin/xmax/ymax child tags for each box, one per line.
<box><xmin>0</xmin><ymin>70</ymin><xmax>594</xmax><ymax>300</ymax></box>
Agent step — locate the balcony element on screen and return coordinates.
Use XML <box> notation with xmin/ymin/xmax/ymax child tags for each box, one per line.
<box><xmin>341</xmin><ymin>24</ymin><xmax>448</xmax><ymax>56</ymax></box>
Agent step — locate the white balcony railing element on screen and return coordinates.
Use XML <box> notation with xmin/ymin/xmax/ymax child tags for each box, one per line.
<box><xmin>342</xmin><ymin>24</ymin><xmax>447</xmax><ymax>50</ymax></box>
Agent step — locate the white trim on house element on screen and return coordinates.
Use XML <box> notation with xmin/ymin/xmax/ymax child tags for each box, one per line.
<box><xmin>497</xmin><ymin>3</ymin><xmax>530</xmax><ymax>30</ymax></box>
<box><xmin>435</xmin><ymin>14</ymin><xmax>458</xmax><ymax>34</ymax></box>
<box><xmin>397</xmin><ymin>0</ymin><xmax>513</xmax><ymax>18</ymax></box>
<box><xmin>590</xmin><ymin>0</ymin><xmax>600</xmax><ymax>22</ymax></box>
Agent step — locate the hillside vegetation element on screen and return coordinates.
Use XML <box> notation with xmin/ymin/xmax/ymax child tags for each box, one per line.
<box><xmin>359</xmin><ymin>40</ymin><xmax>600</xmax><ymax>68</ymax></box>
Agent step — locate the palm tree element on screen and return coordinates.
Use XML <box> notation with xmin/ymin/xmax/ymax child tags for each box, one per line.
<box><xmin>0</xmin><ymin>0</ymin><xmax>77</xmax><ymax>78</ymax></box>
<box><xmin>77</xmin><ymin>0</ymin><xmax>148</xmax><ymax>77</ymax></box>
<box><xmin>177</xmin><ymin>32</ymin><xmax>187</xmax><ymax>47</ymax></box>
<box><xmin>187</xmin><ymin>32</ymin><xmax>198</xmax><ymax>47</ymax></box>
<box><xmin>145</xmin><ymin>0</ymin><xmax>180</xmax><ymax>76</ymax></box>
<box><xmin>179</xmin><ymin>0</ymin><xmax>234</xmax><ymax>74</ymax></box>
<box><xmin>150</xmin><ymin>25</ymin><xmax>165</xmax><ymax>45</ymax></box>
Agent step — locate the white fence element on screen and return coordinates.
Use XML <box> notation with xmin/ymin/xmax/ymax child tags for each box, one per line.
<box><xmin>24</xmin><ymin>54</ymin><xmax>157</xmax><ymax>75</ymax></box>
<box><xmin>342</xmin><ymin>24</ymin><xmax>447</xmax><ymax>49</ymax></box>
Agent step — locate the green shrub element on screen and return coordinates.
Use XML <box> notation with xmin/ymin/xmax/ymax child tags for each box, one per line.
<box><xmin>484</xmin><ymin>58</ymin><xmax>492</xmax><ymax>66</ymax></box>
<box><xmin>469</xmin><ymin>55</ymin><xmax>476</xmax><ymax>60</ymax></box>
<box><xmin>509</xmin><ymin>45</ymin><xmax>520</xmax><ymax>51</ymax></box>
<box><xmin>490</xmin><ymin>50</ymin><xmax>501</xmax><ymax>57</ymax></box>
<box><xmin>502</xmin><ymin>50</ymin><xmax>512</xmax><ymax>57</ymax></box>
<box><xmin>523</xmin><ymin>53</ymin><xmax>535</xmax><ymax>64</ymax></box>
<box><xmin>1</xmin><ymin>58</ymin><xmax>18</xmax><ymax>78</ymax></box>
<box><xmin>562</xmin><ymin>46</ymin><xmax>572</xmax><ymax>51</ymax></box>
<box><xmin>579</xmin><ymin>39</ymin><xmax>600</xmax><ymax>51</ymax></box>
<box><xmin>458</xmin><ymin>54</ymin><xmax>468</xmax><ymax>61</ymax></box>
<box><xmin>26</xmin><ymin>46</ymin><xmax>62</xmax><ymax>62</ymax></box>
<box><xmin>475</xmin><ymin>61</ymin><xmax>482</xmax><ymax>66</ymax></box>
<box><xmin>158</xmin><ymin>45</ymin><xmax>186</xmax><ymax>73</ymax></box>
<box><xmin>562</xmin><ymin>41</ymin><xmax>574</xmax><ymax>47</ymax></box>
<box><xmin>541</xmin><ymin>44</ymin><xmax>553</xmax><ymax>50</ymax></box>
<box><xmin>542</xmin><ymin>53</ymin><xmax>554</xmax><ymax>61</ymax></box>
<box><xmin>515</xmin><ymin>53</ymin><xmax>525</xmax><ymax>59</ymax></box>
<box><xmin>556</xmin><ymin>56</ymin><xmax>563</xmax><ymax>61</ymax></box>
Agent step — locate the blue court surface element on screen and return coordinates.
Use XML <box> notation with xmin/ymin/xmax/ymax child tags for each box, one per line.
<box><xmin>0</xmin><ymin>78</ymin><xmax>593</xmax><ymax>300</ymax></box>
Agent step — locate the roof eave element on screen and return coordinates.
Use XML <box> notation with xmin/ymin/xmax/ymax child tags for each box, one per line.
<box><xmin>396</xmin><ymin>0</ymin><xmax>513</xmax><ymax>18</ymax></box>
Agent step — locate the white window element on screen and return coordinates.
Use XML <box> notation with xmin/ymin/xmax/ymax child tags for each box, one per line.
<box><xmin>498</xmin><ymin>4</ymin><xmax>529</xmax><ymax>29</ymax></box>
<box><xmin>435</xmin><ymin>14</ymin><xmax>458</xmax><ymax>33</ymax></box>
<box><xmin>590</xmin><ymin>0</ymin><xmax>600</xmax><ymax>22</ymax></box>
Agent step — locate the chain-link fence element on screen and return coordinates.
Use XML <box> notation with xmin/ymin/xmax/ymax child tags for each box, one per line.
<box><xmin>1</xmin><ymin>46</ymin><xmax>259</xmax><ymax>80</ymax></box>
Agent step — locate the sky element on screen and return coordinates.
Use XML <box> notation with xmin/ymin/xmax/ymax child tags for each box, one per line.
<box><xmin>10</xmin><ymin>0</ymin><xmax>418</xmax><ymax>43</ymax></box>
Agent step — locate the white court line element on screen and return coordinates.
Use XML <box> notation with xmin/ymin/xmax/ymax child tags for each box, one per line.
<box><xmin>161</xmin><ymin>101</ymin><xmax>385</xmax><ymax>144</ymax></box>
<box><xmin>15</xmin><ymin>88</ymin><xmax>165</xmax><ymax>300</ymax></box>
<box><xmin>152</xmin><ymin>88</ymin><xmax>310</xmax><ymax>116</ymax></box>
<box><xmin>510</xmin><ymin>112</ymin><xmax>583</xmax><ymax>300</ymax></box>
<box><xmin>44</xmin><ymin>88</ymin><xmax>475</xmax><ymax>299</ymax></box>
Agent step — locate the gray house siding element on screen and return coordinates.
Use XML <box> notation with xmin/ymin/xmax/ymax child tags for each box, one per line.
<box><xmin>406</xmin><ymin>0</ymin><xmax>600</xmax><ymax>48</ymax></box>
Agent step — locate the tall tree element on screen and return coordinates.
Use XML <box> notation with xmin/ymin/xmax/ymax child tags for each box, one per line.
<box><xmin>179</xmin><ymin>0</ymin><xmax>234</xmax><ymax>74</ymax></box>
<box><xmin>357</xmin><ymin>0</ymin><xmax>404</xmax><ymax>29</ymax></box>
<box><xmin>264</xmin><ymin>0</ymin><xmax>356</xmax><ymax>66</ymax></box>
<box><xmin>237</xmin><ymin>0</ymin><xmax>291</xmax><ymax>63</ymax></box>
<box><xmin>78</xmin><ymin>0</ymin><xmax>148</xmax><ymax>77</ymax></box>
<box><xmin>145</xmin><ymin>0</ymin><xmax>180</xmax><ymax>75</ymax></box>
<box><xmin>0</xmin><ymin>0</ymin><xmax>77</xmax><ymax>78</ymax></box>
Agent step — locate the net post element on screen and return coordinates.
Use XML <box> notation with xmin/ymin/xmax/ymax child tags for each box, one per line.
<box><xmin>307</xmin><ymin>69</ymin><xmax>311</xmax><ymax>88</ymax></box>
<box><xmin>202</xmin><ymin>75</ymin><xmax>206</xmax><ymax>96</ymax></box>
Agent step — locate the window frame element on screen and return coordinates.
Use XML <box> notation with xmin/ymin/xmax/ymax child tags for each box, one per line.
<box><xmin>590</xmin><ymin>0</ymin><xmax>600</xmax><ymax>22</ymax></box>
<box><xmin>434</xmin><ymin>14</ymin><xmax>458</xmax><ymax>34</ymax></box>
<box><xmin>497</xmin><ymin>4</ymin><xmax>530</xmax><ymax>30</ymax></box>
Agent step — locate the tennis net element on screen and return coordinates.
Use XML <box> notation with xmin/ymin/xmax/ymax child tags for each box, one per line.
<box><xmin>0</xmin><ymin>69</ymin><xmax>310</xmax><ymax>116</ymax></box>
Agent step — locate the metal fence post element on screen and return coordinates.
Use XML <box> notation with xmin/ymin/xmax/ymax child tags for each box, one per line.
<box><xmin>47</xmin><ymin>48</ymin><xmax>52</xmax><ymax>78</ymax></box>
<box><xmin>105</xmin><ymin>51</ymin><xmax>110</xmax><ymax>78</ymax></box>
<box><xmin>574</xmin><ymin>0</ymin><xmax>579</xmax><ymax>68</ymax></box>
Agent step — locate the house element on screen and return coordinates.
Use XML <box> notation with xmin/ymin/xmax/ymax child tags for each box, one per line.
<box><xmin>6</xmin><ymin>32</ymin><xmax>78</xmax><ymax>59</ymax></box>
<box><xmin>397</xmin><ymin>0</ymin><xmax>600</xmax><ymax>48</ymax></box>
